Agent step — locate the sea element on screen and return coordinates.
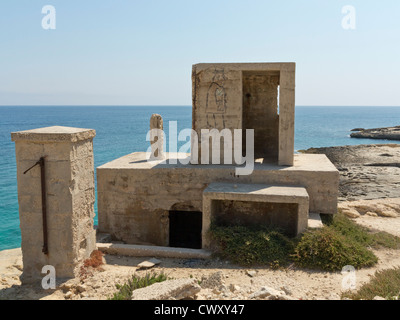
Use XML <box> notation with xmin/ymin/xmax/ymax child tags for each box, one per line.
<box><xmin>1</xmin><ymin>106</ymin><xmax>400</xmax><ymax>251</ymax></box>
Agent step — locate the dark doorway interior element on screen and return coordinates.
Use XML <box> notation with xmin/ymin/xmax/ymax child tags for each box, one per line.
<box><xmin>169</xmin><ymin>211</ymin><xmax>202</xmax><ymax>249</ymax></box>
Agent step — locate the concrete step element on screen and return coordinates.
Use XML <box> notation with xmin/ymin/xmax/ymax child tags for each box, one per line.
<box><xmin>97</xmin><ymin>243</ymin><xmax>212</xmax><ymax>259</ymax></box>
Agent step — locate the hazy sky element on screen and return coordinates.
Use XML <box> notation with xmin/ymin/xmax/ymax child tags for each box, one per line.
<box><xmin>0</xmin><ymin>0</ymin><xmax>399</xmax><ymax>106</ymax></box>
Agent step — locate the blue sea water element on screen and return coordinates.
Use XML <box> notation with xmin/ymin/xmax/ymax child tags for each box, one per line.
<box><xmin>1</xmin><ymin>106</ymin><xmax>400</xmax><ymax>251</ymax></box>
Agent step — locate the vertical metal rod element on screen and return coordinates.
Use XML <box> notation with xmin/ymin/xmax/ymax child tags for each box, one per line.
<box><xmin>39</xmin><ymin>157</ymin><xmax>49</xmax><ymax>255</ymax></box>
<box><xmin>24</xmin><ymin>157</ymin><xmax>48</xmax><ymax>255</ymax></box>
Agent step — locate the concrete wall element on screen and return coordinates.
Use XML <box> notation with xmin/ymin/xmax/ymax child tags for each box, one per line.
<box><xmin>11</xmin><ymin>126</ymin><xmax>96</xmax><ymax>283</ymax></box>
<box><xmin>97</xmin><ymin>152</ymin><xmax>339</xmax><ymax>247</ymax></box>
<box><xmin>242</xmin><ymin>71</ymin><xmax>280</xmax><ymax>161</ymax></box>
<box><xmin>213</xmin><ymin>200</ymin><xmax>299</xmax><ymax>235</ymax></box>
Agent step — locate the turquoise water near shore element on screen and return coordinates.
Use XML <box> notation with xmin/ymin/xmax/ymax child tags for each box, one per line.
<box><xmin>1</xmin><ymin>106</ymin><xmax>400</xmax><ymax>251</ymax></box>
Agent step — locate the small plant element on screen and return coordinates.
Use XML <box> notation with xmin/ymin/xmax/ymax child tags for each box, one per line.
<box><xmin>109</xmin><ymin>271</ymin><xmax>168</xmax><ymax>300</ymax></box>
<box><xmin>293</xmin><ymin>227</ymin><xmax>378</xmax><ymax>271</ymax></box>
<box><xmin>342</xmin><ymin>267</ymin><xmax>400</xmax><ymax>300</ymax></box>
<box><xmin>209</xmin><ymin>213</ymin><xmax>400</xmax><ymax>272</ymax></box>
<box><xmin>293</xmin><ymin>213</ymin><xmax>400</xmax><ymax>271</ymax></box>
<box><xmin>209</xmin><ymin>225</ymin><xmax>296</xmax><ymax>268</ymax></box>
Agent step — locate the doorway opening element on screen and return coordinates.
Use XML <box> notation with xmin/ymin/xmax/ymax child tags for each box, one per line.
<box><xmin>169</xmin><ymin>211</ymin><xmax>202</xmax><ymax>249</ymax></box>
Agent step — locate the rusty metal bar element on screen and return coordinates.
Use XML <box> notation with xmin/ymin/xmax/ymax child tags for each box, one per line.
<box><xmin>24</xmin><ymin>157</ymin><xmax>48</xmax><ymax>255</ymax></box>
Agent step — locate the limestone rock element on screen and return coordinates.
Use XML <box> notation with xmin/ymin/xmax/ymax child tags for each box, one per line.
<box><xmin>200</xmin><ymin>271</ymin><xmax>225</xmax><ymax>289</ymax></box>
<box><xmin>229</xmin><ymin>284</ymin><xmax>241</xmax><ymax>292</ymax></box>
<box><xmin>350</xmin><ymin>126</ymin><xmax>400</xmax><ymax>141</ymax></box>
<box><xmin>64</xmin><ymin>291</ymin><xmax>73</xmax><ymax>299</ymax></box>
<box><xmin>137</xmin><ymin>258</ymin><xmax>162</xmax><ymax>270</ymax></box>
<box><xmin>131</xmin><ymin>278</ymin><xmax>201</xmax><ymax>300</ymax></box>
<box><xmin>250</xmin><ymin>286</ymin><xmax>295</xmax><ymax>300</ymax></box>
<box><xmin>280</xmin><ymin>285</ymin><xmax>293</xmax><ymax>296</ymax></box>
<box><xmin>246</xmin><ymin>270</ymin><xmax>257</xmax><ymax>278</ymax></box>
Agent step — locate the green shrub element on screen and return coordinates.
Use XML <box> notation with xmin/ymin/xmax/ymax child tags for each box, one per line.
<box><xmin>293</xmin><ymin>227</ymin><xmax>378</xmax><ymax>271</ymax></box>
<box><xmin>210</xmin><ymin>225</ymin><xmax>296</xmax><ymax>268</ymax></box>
<box><xmin>109</xmin><ymin>271</ymin><xmax>168</xmax><ymax>300</ymax></box>
<box><xmin>209</xmin><ymin>213</ymin><xmax>400</xmax><ymax>272</ymax></box>
<box><xmin>343</xmin><ymin>268</ymin><xmax>400</xmax><ymax>300</ymax></box>
<box><xmin>328</xmin><ymin>213</ymin><xmax>400</xmax><ymax>249</ymax></box>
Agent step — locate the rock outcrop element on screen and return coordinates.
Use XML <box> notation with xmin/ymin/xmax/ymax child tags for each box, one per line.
<box><xmin>350</xmin><ymin>126</ymin><xmax>400</xmax><ymax>141</ymax></box>
<box><xmin>131</xmin><ymin>278</ymin><xmax>201</xmax><ymax>300</ymax></box>
<box><xmin>301</xmin><ymin>144</ymin><xmax>400</xmax><ymax>201</ymax></box>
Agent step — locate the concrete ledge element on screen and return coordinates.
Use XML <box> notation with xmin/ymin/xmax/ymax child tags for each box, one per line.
<box><xmin>97</xmin><ymin>243</ymin><xmax>212</xmax><ymax>259</ymax></box>
<box><xmin>11</xmin><ymin>126</ymin><xmax>96</xmax><ymax>143</ymax></box>
<box><xmin>308</xmin><ymin>213</ymin><xmax>324</xmax><ymax>229</ymax></box>
<box><xmin>203</xmin><ymin>183</ymin><xmax>310</xmax><ymax>202</ymax></box>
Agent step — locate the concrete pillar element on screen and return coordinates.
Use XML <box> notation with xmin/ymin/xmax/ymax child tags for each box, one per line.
<box><xmin>150</xmin><ymin>114</ymin><xmax>164</xmax><ymax>160</ymax></box>
<box><xmin>11</xmin><ymin>126</ymin><xmax>96</xmax><ymax>284</ymax></box>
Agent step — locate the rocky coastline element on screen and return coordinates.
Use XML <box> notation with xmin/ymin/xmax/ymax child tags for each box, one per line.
<box><xmin>350</xmin><ymin>126</ymin><xmax>400</xmax><ymax>141</ymax></box>
<box><xmin>300</xmin><ymin>144</ymin><xmax>400</xmax><ymax>201</ymax></box>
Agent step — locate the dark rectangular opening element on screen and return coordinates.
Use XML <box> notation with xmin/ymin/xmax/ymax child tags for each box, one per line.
<box><xmin>212</xmin><ymin>200</ymin><xmax>298</xmax><ymax>237</ymax></box>
<box><xmin>169</xmin><ymin>211</ymin><xmax>202</xmax><ymax>249</ymax></box>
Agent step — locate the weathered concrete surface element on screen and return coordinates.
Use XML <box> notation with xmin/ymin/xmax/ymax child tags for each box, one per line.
<box><xmin>131</xmin><ymin>278</ymin><xmax>201</xmax><ymax>300</ymax></box>
<box><xmin>149</xmin><ymin>114</ymin><xmax>164</xmax><ymax>160</ymax></box>
<box><xmin>202</xmin><ymin>183</ymin><xmax>309</xmax><ymax>246</ymax></box>
<box><xmin>11</xmin><ymin>126</ymin><xmax>96</xmax><ymax>143</ymax></box>
<box><xmin>12</xmin><ymin>126</ymin><xmax>96</xmax><ymax>283</ymax></box>
<box><xmin>97</xmin><ymin>243</ymin><xmax>212</xmax><ymax>259</ymax></box>
<box><xmin>308</xmin><ymin>213</ymin><xmax>324</xmax><ymax>229</ymax></box>
<box><xmin>97</xmin><ymin>152</ymin><xmax>338</xmax><ymax>247</ymax></box>
<box><xmin>351</xmin><ymin>126</ymin><xmax>400</xmax><ymax>141</ymax></box>
<box><xmin>192</xmin><ymin>63</ymin><xmax>295</xmax><ymax>166</ymax></box>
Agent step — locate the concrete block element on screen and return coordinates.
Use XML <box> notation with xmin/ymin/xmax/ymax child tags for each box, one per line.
<box><xmin>202</xmin><ymin>183</ymin><xmax>309</xmax><ymax>247</ymax></box>
<box><xmin>12</xmin><ymin>126</ymin><xmax>96</xmax><ymax>283</ymax></box>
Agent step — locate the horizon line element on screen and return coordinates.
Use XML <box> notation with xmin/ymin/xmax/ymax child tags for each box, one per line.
<box><xmin>1</xmin><ymin>105</ymin><xmax>400</xmax><ymax>108</ymax></box>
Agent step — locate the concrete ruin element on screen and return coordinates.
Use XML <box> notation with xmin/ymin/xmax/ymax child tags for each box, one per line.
<box><xmin>11</xmin><ymin>63</ymin><xmax>339</xmax><ymax>277</ymax></box>
<box><xmin>11</xmin><ymin>126</ymin><xmax>96</xmax><ymax>283</ymax></box>
<box><xmin>97</xmin><ymin>63</ymin><xmax>339</xmax><ymax>250</ymax></box>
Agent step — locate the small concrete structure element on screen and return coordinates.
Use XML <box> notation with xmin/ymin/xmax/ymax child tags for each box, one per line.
<box><xmin>98</xmin><ymin>152</ymin><xmax>338</xmax><ymax>248</ymax></box>
<box><xmin>149</xmin><ymin>114</ymin><xmax>164</xmax><ymax>160</ymax></box>
<box><xmin>202</xmin><ymin>183</ymin><xmax>309</xmax><ymax>247</ymax></box>
<box><xmin>11</xmin><ymin>126</ymin><xmax>96</xmax><ymax>283</ymax></box>
<box><xmin>192</xmin><ymin>63</ymin><xmax>295</xmax><ymax>166</ymax></box>
<box><xmin>96</xmin><ymin>62</ymin><xmax>339</xmax><ymax>251</ymax></box>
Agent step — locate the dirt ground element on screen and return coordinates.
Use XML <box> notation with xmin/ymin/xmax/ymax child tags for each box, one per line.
<box><xmin>1</xmin><ymin>199</ymin><xmax>400</xmax><ymax>300</ymax></box>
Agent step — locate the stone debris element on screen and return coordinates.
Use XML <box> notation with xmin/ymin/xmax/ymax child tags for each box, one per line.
<box><xmin>137</xmin><ymin>258</ymin><xmax>162</xmax><ymax>270</ymax></box>
<box><xmin>229</xmin><ymin>284</ymin><xmax>241</xmax><ymax>292</ymax></box>
<box><xmin>131</xmin><ymin>278</ymin><xmax>201</xmax><ymax>300</ymax></box>
<box><xmin>250</xmin><ymin>286</ymin><xmax>296</xmax><ymax>300</ymax></box>
<box><xmin>339</xmin><ymin>199</ymin><xmax>400</xmax><ymax>219</ymax></box>
<box><xmin>280</xmin><ymin>285</ymin><xmax>293</xmax><ymax>296</ymax></box>
<box><xmin>200</xmin><ymin>271</ymin><xmax>225</xmax><ymax>289</ymax></box>
<box><xmin>64</xmin><ymin>291</ymin><xmax>73</xmax><ymax>299</ymax></box>
<box><xmin>246</xmin><ymin>270</ymin><xmax>257</xmax><ymax>278</ymax></box>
